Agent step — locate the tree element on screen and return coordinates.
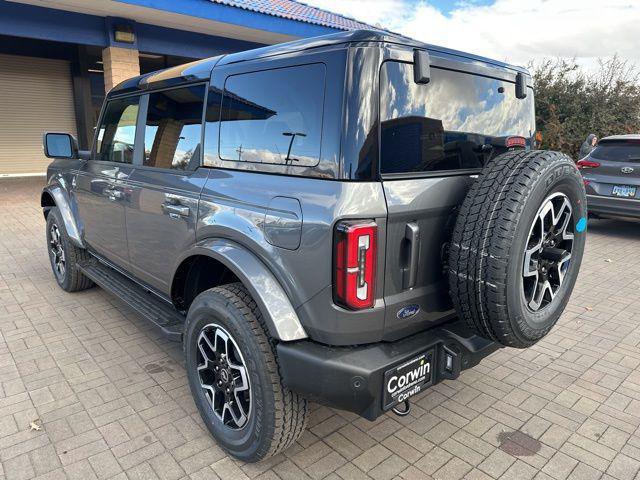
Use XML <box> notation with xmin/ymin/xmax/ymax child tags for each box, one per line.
<box><xmin>531</xmin><ymin>56</ymin><xmax>640</xmax><ymax>158</ymax></box>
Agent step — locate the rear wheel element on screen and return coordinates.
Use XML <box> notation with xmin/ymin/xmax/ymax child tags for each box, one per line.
<box><xmin>45</xmin><ymin>207</ymin><xmax>93</xmax><ymax>292</ymax></box>
<box><xmin>448</xmin><ymin>150</ymin><xmax>587</xmax><ymax>348</ymax></box>
<box><xmin>184</xmin><ymin>283</ymin><xmax>308</xmax><ymax>462</ymax></box>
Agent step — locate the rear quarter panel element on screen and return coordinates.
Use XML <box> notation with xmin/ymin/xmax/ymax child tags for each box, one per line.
<box><xmin>197</xmin><ymin>169</ymin><xmax>389</xmax><ymax>345</ymax></box>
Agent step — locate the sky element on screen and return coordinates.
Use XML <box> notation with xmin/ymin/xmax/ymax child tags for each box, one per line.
<box><xmin>303</xmin><ymin>0</ymin><xmax>640</xmax><ymax>71</ymax></box>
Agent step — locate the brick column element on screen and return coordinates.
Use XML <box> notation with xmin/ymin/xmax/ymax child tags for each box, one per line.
<box><xmin>150</xmin><ymin>119</ymin><xmax>183</xmax><ymax>167</ymax></box>
<box><xmin>102</xmin><ymin>46</ymin><xmax>140</xmax><ymax>93</ymax></box>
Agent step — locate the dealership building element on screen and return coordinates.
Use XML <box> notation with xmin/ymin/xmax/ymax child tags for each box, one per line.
<box><xmin>0</xmin><ymin>0</ymin><xmax>372</xmax><ymax>176</ymax></box>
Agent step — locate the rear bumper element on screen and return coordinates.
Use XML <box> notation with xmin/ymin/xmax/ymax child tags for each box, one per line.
<box><xmin>587</xmin><ymin>194</ymin><xmax>640</xmax><ymax>218</ymax></box>
<box><xmin>277</xmin><ymin>320</ymin><xmax>499</xmax><ymax>420</ymax></box>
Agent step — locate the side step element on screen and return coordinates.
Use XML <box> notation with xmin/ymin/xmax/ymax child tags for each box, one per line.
<box><xmin>78</xmin><ymin>260</ymin><xmax>184</xmax><ymax>342</ymax></box>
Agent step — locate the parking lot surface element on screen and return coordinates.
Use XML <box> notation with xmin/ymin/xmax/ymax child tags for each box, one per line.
<box><xmin>2</xmin><ymin>177</ymin><xmax>640</xmax><ymax>480</ymax></box>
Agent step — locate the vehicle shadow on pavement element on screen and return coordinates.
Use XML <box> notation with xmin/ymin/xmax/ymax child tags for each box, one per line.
<box><xmin>587</xmin><ymin>217</ymin><xmax>640</xmax><ymax>240</ymax></box>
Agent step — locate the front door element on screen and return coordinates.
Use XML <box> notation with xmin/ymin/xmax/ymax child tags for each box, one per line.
<box><xmin>125</xmin><ymin>84</ymin><xmax>208</xmax><ymax>294</ymax></box>
<box><xmin>76</xmin><ymin>95</ymin><xmax>140</xmax><ymax>268</ymax></box>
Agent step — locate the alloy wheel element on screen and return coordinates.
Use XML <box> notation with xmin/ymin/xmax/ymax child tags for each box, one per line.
<box><xmin>49</xmin><ymin>224</ymin><xmax>66</xmax><ymax>281</ymax></box>
<box><xmin>196</xmin><ymin>324</ymin><xmax>251</xmax><ymax>429</ymax></box>
<box><xmin>522</xmin><ymin>193</ymin><xmax>574</xmax><ymax>311</ymax></box>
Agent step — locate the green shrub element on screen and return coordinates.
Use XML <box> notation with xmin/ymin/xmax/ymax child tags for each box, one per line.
<box><xmin>532</xmin><ymin>56</ymin><xmax>640</xmax><ymax>158</ymax></box>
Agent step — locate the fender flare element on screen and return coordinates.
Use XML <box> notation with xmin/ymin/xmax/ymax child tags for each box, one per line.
<box><xmin>181</xmin><ymin>238</ymin><xmax>308</xmax><ymax>342</ymax></box>
<box><xmin>42</xmin><ymin>185</ymin><xmax>85</xmax><ymax>248</ymax></box>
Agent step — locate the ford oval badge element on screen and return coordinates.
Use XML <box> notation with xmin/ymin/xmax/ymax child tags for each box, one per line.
<box><xmin>397</xmin><ymin>304</ymin><xmax>420</xmax><ymax>320</ymax></box>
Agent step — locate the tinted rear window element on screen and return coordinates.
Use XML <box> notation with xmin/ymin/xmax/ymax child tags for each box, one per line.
<box><xmin>217</xmin><ymin>64</ymin><xmax>325</xmax><ymax>167</ymax></box>
<box><xmin>590</xmin><ymin>142</ymin><xmax>640</xmax><ymax>162</ymax></box>
<box><xmin>380</xmin><ymin>61</ymin><xmax>535</xmax><ymax>175</ymax></box>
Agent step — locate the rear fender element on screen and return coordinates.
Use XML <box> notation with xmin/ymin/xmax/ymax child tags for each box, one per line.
<box><xmin>41</xmin><ymin>184</ymin><xmax>84</xmax><ymax>248</ymax></box>
<box><xmin>179</xmin><ymin>238</ymin><xmax>307</xmax><ymax>342</ymax></box>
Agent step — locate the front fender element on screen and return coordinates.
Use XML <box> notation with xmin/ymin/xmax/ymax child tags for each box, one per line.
<box><xmin>42</xmin><ymin>185</ymin><xmax>84</xmax><ymax>248</ymax></box>
<box><xmin>181</xmin><ymin>238</ymin><xmax>308</xmax><ymax>342</ymax></box>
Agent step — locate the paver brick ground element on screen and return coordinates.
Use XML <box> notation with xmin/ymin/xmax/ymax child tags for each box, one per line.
<box><xmin>2</xmin><ymin>177</ymin><xmax>640</xmax><ymax>480</ymax></box>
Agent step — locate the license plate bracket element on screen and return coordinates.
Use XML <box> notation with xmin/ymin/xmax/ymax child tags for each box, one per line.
<box><xmin>382</xmin><ymin>349</ymin><xmax>433</xmax><ymax>410</ymax></box>
<box><xmin>612</xmin><ymin>185</ymin><xmax>637</xmax><ymax>198</ymax></box>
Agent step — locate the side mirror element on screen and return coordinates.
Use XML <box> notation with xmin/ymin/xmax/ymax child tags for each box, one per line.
<box><xmin>43</xmin><ymin>132</ymin><xmax>78</xmax><ymax>159</ymax></box>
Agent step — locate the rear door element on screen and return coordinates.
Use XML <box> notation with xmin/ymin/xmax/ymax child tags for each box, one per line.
<box><xmin>586</xmin><ymin>139</ymin><xmax>640</xmax><ymax>199</ymax></box>
<box><xmin>379</xmin><ymin>60</ymin><xmax>536</xmax><ymax>340</ymax></box>
<box><xmin>125</xmin><ymin>84</ymin><xmax>208</xmax><ymax>294</ymax></box>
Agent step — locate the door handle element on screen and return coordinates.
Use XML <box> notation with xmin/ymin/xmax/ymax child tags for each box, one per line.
<box><xmin>403</xmin><ymin>222</ymin><xmax>420</xmax><ymax>290</ymax></box>
<box><xmin>162</xmin><ymin>202</ymin><xmax>190</xmax><ymax>218</ymax></box>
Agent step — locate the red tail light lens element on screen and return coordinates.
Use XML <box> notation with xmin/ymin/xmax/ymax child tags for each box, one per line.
<box><xmin>334</xmin><ymin>221</ymin><xmax>377</xmax><ymax>310</ymax></box>
<box><xmin>577</xmin><ymin>159</ymin><xmax>600</xmax><ymax>169</ymax></box>
<box><xmin>506</xmin><ymin>136</ymin><xmax>526</xmax><ymax>148</ymax></box>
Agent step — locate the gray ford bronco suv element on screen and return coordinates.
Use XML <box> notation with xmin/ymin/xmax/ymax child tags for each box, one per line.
<box><xmin>41</xmin><ymin>30</ymin><xmax>587</xmax><ymax>462</ymax></box>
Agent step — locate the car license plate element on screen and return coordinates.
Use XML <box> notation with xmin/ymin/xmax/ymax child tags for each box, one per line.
<box><xmin>383</xmin><ymin>350</ymin><xmax>433</xmax><ymax>410</ymax></box>
<box><xmin>612</xmin><ymin>185</ymin><xmax>637</xmax><ymax>198</ymax></box>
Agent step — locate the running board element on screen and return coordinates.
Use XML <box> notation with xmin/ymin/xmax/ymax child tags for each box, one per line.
<box><xmin>78</xmin><ymin>260</ymin><xmax>184</xmax><ymax>342</ymax></box>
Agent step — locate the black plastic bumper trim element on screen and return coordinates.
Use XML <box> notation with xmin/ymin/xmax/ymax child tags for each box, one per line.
<box><xmin>277</xmin><ymin>321</ymin><xmax>499</xmax><ymax>420</ymax></box>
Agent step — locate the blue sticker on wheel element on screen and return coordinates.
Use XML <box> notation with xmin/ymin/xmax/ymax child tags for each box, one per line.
<box><xmin>576</xmin><ymin>217</ymin><xmax>587</xmax><ymax>233</ymax></box>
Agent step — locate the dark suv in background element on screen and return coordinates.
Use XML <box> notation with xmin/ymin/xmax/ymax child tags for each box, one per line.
<box><xmin>41</xmin><ymin>30</ymin><xmax>587</xmax><ymax>461</ymax></box>
<box><xmin>578</xmin><ymin>135</ymin><xmax>640</xmax><ymax>219</ymax></box>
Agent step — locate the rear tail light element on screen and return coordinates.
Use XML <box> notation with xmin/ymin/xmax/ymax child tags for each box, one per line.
<box><xmin>577</xmin><ymin>159</ymin><xmax>600</xmax><ymax>169</ymax></box>
<box><xmin>334</xmin><ymin>221</ymin><xmax>377</xmax><ymax>310</ymax></box>
<box><xmin>506</xmin><ymin>136</ymin><xmax>526</xmax><ymax>149</ymax></box>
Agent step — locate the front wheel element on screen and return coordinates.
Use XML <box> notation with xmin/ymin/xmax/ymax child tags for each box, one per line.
<box><xmin>184</xmin><ymin>283</ymin><xmax>308</xmax><ymax>462</ymax></box>
<box><xmin>45</xmin><ymin>207</ymin><xmax>93</xmax><ymax>292</ymax></box>
<box><xmin>448</xmin><ymin>150</ymin><xmax>587</xmax><ymax>348</ymax></box>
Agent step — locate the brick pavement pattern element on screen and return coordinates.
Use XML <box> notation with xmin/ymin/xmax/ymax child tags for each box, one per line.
<box><xmin>2</xmin><ymin>177</ymin><xmax>640</xmax><ymax>480</ymax></box>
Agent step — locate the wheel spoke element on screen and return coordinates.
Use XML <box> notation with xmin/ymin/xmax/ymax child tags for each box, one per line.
<box><xmin>198</xmin><ymin>341</ymin><xmax>213</xmax><ymax>364</ymax></box>
<box><xmin>230</xmin><ymin>363</ymin><xmax>249</xmax><ymax>392</ymax></box>
<box><xmin>228</xmin><ymin>396</ymin><xmax>248</xmax><ymax>427</ymax></box>
<box><xmin>529</xmin><ymin>280</ymin><xmax>554</xmax><ymax>311</ymax></box>
<box><xmin>214</xmin><ymin>328</ymin><xmax>229</xmax><ymax>356</ymax></box>
<box><xmin>523</xmin><ymin>243</ymin><xmax>542</xmax><ymax>277</ymax></box>
<box><xmin>556</xmin><ymin>251</ymin><xmax>572</xmax><ymax>286</ymax></box>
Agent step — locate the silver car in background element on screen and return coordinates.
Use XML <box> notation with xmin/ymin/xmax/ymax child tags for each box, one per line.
<box><xmin>579</xmin><ymin>134</ymin><xmax>640</xmax><ymax>219</ymax></box>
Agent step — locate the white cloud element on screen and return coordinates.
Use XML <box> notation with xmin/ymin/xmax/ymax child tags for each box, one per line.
<box><xmin>304</xmin><ymin>0</ymin><xmax>411</xmax><ymax>29</ymax></box>
<box><xmin>304</xmin><ymin>0</ymin><xmax>640</xmax><ymax>70</ymax></box>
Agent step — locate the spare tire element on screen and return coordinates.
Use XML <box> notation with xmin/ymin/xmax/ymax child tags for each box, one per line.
<box><xmin>448</xmin><ymin>150</ymin><xmax>587</xmax><ymax>348</ymax></box>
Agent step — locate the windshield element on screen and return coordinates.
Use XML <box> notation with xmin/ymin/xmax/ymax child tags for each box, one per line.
<box><xmin>590</xmin><ymin>142</ymin><xmax>640</xmax><ymax>162</ymax></box>
<box><xmin>379</xmin><ymin>61</ymin><xmax>535</xmax><ymax>175</ymax></box>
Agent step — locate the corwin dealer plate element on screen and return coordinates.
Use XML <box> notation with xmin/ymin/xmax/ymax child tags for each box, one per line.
<box><xmin>383</xmin><ymin>350</ymin><xmax>433</xmax><ymax>410</ymax></box>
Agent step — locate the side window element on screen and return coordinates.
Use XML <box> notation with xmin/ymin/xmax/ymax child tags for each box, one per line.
<box><xmin>143</xmin><ymin>85</ymin><xmax>206</xmax><ymax>170</ymax></box>
<box><xmin>379</xmin><ymin>61</ymin><xmax>535</xmax><ymax>175</ymax></box>
<box><xmin>217</xmin><ymin>64</ymin><xmax>325</xmax><ymax>167</ymax></box>
<box><xmin>96</xmin><ymin>96</ymin><xmax>140</xmax><ymax>163</ymax></box>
